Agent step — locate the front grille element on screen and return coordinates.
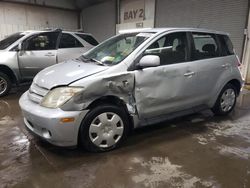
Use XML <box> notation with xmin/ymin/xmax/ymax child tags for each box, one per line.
<box><xmin>28</xmin><ymin>83</ymin><xmax>49</xmax><ymax>104</ymax></box>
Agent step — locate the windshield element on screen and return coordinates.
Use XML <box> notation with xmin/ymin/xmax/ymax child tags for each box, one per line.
<box><xmin>0</xmin><ymin>32</ymin><xmax>25</xmax><ymax>50</ymax></box>
<box><xmin>82</xmin><ymin>32</ymin><xmax>153</xmax><ymax>66</ymax></box>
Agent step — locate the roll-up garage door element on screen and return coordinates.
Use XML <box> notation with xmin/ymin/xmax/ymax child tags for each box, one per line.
<box><xmin>155</xmin><ymin>0</ymin><xmax>248</xmax><ymax>58</ymax></box>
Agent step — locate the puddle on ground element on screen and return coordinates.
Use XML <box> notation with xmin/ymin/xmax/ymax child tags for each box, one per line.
<box><xmin>131</xmin><ymin>157</ymin><xmax>219</xmax><ymax>188</ymax></box>
<box><xmin>0</xmin><ymin>123</ymin><xmax>31</xmax><ymax>187</ymax></box>
<box><xmin>217</xmin><ymin>146</ymin><xmax>250</xmax><ymax>160</ymax></box>
<box><xmin>0</xmin><ymin>100</ymin><xmax>11</xmax><ymax>120</ymax></box>
<box><xmin>63</xmin><ymin>164</ymin><xmax>97</xmax><ymax>188</ymax></box>
<box><xmin>192</xmin><ymin>112</ymin><xmax>250</xmax><ymax>160</ymax></box>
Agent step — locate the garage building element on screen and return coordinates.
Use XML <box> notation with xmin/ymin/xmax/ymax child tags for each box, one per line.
<box><xmin>80</xmin><ymin>0</ymin><xmax>250</xmax><ymax>84</ymax></box>
<box><xmin>1</xmin><ymin>1</ymin><xmax>250</xmax><ymax>188</ymax></box>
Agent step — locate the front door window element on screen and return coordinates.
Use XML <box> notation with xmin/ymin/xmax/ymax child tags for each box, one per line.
<box><xmin>25</xmin><ymin>32</ymin><xmax>59</xmax><ymax>51</ymax></box>
<box><xmin>144</xmin><ymin>32</ymin><xmax>188</xmax><ymax>65</ymax></box>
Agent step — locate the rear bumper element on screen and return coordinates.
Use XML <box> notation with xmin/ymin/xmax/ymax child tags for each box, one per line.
<box><xmin>19</xmin><ymin>91</ymin><xmax>89</xmax><ymax>147</ymax></box>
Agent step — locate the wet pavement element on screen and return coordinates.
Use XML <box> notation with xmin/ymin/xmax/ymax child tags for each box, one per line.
<box><xmin>1</xmin><ymin>87</ymin><xmax>250</xmax><ymax>188</ymax></box>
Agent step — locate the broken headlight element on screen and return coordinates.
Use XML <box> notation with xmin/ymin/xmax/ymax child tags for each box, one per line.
<box><xmin>41</xmin><ymin>87</ymin><xmax>84</xmax><ymax>109</ymax></box>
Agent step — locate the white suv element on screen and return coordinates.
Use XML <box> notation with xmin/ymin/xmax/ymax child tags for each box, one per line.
<box><xmin>0</xmin><ymin>29</ymin><xmax>98</xmax><ymax>96</ymax></box>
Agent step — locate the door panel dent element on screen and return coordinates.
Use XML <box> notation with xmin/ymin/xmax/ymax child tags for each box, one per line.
<box><xmin>134</xmin><ymin>63</ymin><xmax>198</xmax><ymax>119</ymax></box>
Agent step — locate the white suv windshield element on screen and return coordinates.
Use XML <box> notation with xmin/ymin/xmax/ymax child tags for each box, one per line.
<box><xmin>82</xmin><ymin>32</ymin><xmax>153</xmax><ymax>66</ymax></box>
<box><xmin>0</xmin><ymin>32</ymin><xmax>24</xmax><ymax>50</ymax></box>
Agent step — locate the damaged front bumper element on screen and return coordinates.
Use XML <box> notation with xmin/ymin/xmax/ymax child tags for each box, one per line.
<box><xmin>19</xmin><ymin>91</ymin><xmax>89</xmax><ymax>147</ymax></box>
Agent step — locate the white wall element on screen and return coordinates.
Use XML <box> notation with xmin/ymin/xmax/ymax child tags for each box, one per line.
<box><xmin>4</xmin><ymin>0</ymin><xmax>76</xmax><ymax>10</ymax></box>
<box><xmin>116</xmin><ymin>0</ymin><xmax>155</xmax><ymax>34</ymax></box>
<box><xmin>119</xmin><ymin>0</ymin><xmax>155</xmax><ymax>23</ymax></box>
<box><xmin>0</xmin><ymin>2</ymin><xmax>79</xmax><ymax>39</ymax></box>
<box><xmin>81</xmin><ymin>0</ymin><xmax>116</xmax><ymax>42</ymax></box>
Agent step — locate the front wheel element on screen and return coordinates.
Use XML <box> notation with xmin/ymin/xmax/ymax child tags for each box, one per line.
<box><xmin>212</xmin><ymin>83</ymin><xmax>237</xmax><ymax>116</ymax></box>
<box><xmin>0</xmin><ymin>72</ymin><xmax>11</xmax><ymax>97</ymax></box>
<box><xmin>79</xmin><ymin>104</ymin><xmax>130</xmax><ymax>152</ymax></box>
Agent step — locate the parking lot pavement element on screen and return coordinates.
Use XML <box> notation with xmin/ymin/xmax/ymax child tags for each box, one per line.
<box><xmin>0</xmin><ymin>87</ymin><xmax>250</xmax><ymax>188</ymax></box>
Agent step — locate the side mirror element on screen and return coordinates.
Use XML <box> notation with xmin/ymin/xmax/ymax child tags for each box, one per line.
<box><xmin>17</xmin><ymin>43</ymin><xmax>24</xmax><ymax>51</ymax></box>
<box><xmin>138</xmin><ymin>55</ymin><xmax>160</xmax><ymax>69</ymax></box>
<box><xmin>17</xmin><ymin>42</ymin><xmax>26</xmax><ymax>55</ymax></box>
<box><xmin>17</xmin><ymin>42</ymin><xmax>27</xmax><ymax>51</ymax></box>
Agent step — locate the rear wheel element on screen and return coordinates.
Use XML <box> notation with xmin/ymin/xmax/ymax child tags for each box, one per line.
<box><xmin>79</xmin><ymin>104</ymin><xmax>129</xmax><ymax>152</ymax></box>
<box><xmin>212</xmin><ymin>83</ymin><xmax>237</xmax><ymax>116</ymax></box>
<box><xmin>0</xmin><ymin>72</ymin><xmax>11</xmax><ymax>97</ymax></box>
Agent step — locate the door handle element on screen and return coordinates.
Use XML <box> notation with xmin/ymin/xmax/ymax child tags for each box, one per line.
<box><xmin>45</xmin><ymin>52</ymin><xmax>55</xmax><ymax>57</ymax></box>
<box><xmin>221</xmin><ymin>64</ymin><xmax>230</xmax><ymax>68</ymax></box>
<box><xmin>184</xmin><ymin>72</ymin><xmax>195</xmax><ymax>77</ymax></box>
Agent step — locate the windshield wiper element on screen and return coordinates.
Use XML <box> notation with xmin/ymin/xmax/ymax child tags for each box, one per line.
<box><xmin>78</xmin><ymin>55</ymin><xmax>105</xmax><ymax>66</ymax></box>
<box><xmin>78</xmin><ymin>55</ymin><xmax>90</xmax><ymax>61</ymax></box>
<box><xmin>90</xmin><ymin>58</ymin><xmax>105</xmax><ymax>66</ymax></box>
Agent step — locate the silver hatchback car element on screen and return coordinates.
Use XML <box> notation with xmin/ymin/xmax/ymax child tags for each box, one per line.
<box><xmin>19</xmin><ymin>28</ymin><xmax>243</xmax><ymax>152</ymax></box>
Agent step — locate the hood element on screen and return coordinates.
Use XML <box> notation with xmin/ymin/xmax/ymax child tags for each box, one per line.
<box><xmin>33</xmin><ymin>60</ymin><xmax>108</xmax><ymax>89</ymax></box>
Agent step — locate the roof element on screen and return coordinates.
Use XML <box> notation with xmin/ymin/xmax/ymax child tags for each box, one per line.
<box><xmin>19</xmin><ymin>29</ymin><xmax>91</xmax><ymax>35</ymax></box>
<box><xmin>119</xmin><ymin>27</ymin><xmax>229</xmax><ymax>35</ymax></box>
<box><xmin>145</xmin><ymin>28</ymin><xmax>229</xmax><ymax>35</ymax></box>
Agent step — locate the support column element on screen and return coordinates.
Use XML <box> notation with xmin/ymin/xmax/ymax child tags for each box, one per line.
<box><xmin>242</xmin><ymin>9</ymin><xmax>250</xmax><ymax>89</ymax></box>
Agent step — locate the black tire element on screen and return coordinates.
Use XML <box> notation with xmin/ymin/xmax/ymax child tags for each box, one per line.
<box><xmin>0</xmin><ymin>72</ymin><xmax>11</xmax><ymax>97</ymax></box>
<box><xmin>212</xmin><ymin>83</ymin><xmax>237</xmax><ymax>116</ymax></box>
<box><xmin>79</xmin><ymin>104</ymin><xmax>130</xmax><ymax>152</ymax></box>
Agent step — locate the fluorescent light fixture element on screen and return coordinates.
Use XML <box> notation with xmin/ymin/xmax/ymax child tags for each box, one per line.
<box><xmin>118</xmin><ymin>28</ymin><xmax>152</xmax><ymax>34</ymax></box>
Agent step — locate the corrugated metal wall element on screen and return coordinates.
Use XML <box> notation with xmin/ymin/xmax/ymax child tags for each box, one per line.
<box><xmin>81</xmin><ymin>0</ymin><xmax>116</xmax><ymax>42</ymax></box>
<box><xmin>0</xmin><ymin>2</ymin><xmax>78</xmax><ymax>39</ymax></box>
<box><xmin>155</xmin><ymin>0</ymin><xmax>248</xmax><ymax>58</ymax></box>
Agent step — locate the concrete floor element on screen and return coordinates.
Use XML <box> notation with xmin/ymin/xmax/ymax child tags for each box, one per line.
<box><xmin>1</xmin><ymin>87</ymin><xmax>250</xmax><ymax>188</ymax></box>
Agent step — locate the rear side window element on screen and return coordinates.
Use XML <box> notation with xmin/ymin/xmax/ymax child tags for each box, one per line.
<box><xmin>76</xmin><ymin>34</ymin><xmax>99</xmax><ymax>46</ymax></box>
<box><xmin>59</xmin><ymin>33</ymin><xmax>83</xmax><ymax>48</ymax></box>
<box><xmin>218</xmin><ymin>35</ymin><xmax>234</xmax><ymax>56</ymax></box>
<box><xmin>191</xmin><ymin>32</ymin><xmax>219</xmax><ymax>60</ymax></box>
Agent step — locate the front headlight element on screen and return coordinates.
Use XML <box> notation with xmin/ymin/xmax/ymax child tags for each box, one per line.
<box><xmin>41</xmin><ymin>87</ymin><xmax>84</xmax><ymax>108</ymax></box>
